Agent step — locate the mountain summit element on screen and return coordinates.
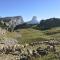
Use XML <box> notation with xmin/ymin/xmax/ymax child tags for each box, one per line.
<box><xmin>27</xmin><ymin>16</ymin><xmax>39</xmax><ymax>24</ymax></box>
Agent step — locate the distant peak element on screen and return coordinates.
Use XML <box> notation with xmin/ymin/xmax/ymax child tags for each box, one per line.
<box><xmin>27</xmin><ymin>16</ymin><xmax>39</xmax><ymax>24</ymax></box>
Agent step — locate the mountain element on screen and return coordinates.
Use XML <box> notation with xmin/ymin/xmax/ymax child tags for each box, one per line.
<box><xmin>9</xmin><ymin>16</ymin><xmax>24</xmax><ymax>25</ymax></box>
<box><xmin>0</xmin><ymin>16</ymin><xmax>24</xmax><ymax>27</ymax></box>
<box><xmin>27</xmin><ymin>16</ymin><xmax>39</xmax><ymax>24</ymax></box>
<box><xmin>39</xmin><ymin>18</ymin><xmax>60</xmax><ymax>30</ymax></box>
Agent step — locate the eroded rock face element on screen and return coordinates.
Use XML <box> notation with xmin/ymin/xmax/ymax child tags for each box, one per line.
<box><xmin>0</xmin><ymin>16</ymin><xmax>24</xmax><ymax>28</ymax></box>
<box><xmin>9</xmin><ymin>16</ymin><xmax>24</xmax><ymax>26</ymax></box>
<box><xmin>6</xmin><ymin>16</ymin><xmax>24</xmax><ymax>31</ymax></box>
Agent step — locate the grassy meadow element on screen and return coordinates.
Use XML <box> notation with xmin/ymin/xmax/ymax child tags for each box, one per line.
<box><xmin>0</xmin><ymin>27</ymin><xmax>60</xmax><ymax>44</ymax></box>
<box><xmin>0</xmin><ymin>27</ymin><xmax>60</xmax><ymax>60</ymax></box>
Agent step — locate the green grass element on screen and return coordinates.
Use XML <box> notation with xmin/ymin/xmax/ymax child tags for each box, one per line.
<box><xmin>0</xmin><ymin>28</ymin><xmax>55</xmax><ymax>43</ymax></box>
<box><xmin>0</xmin><ymin>27</ymin><xmax>60</xmax><ymax>44</ymax></box>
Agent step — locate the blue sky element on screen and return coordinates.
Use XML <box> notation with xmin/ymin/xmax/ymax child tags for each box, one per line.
<box><xmin>0</xmin><ymin>0</ymin><xmax>60</xmax><ymax>22</ymax></box>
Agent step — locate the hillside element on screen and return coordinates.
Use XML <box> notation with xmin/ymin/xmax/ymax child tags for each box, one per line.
<box><xmin>38</xmin><ymin>18</ymin><xmax>60</xmax><ymax>30</ymax></box>
<box><xmin>1</xmin><ymin>27</ymin><xmax>60</xmax><ymax>44</ymax></box>
<box><xmin>0</xmin><ymin>17</ymin><xmax>60</xmax><ymax>60</ymax></box>
<box><xmin>0</xmin><ymin>27</ymin><xmax>60</xmax><ymax>60</ymax></box>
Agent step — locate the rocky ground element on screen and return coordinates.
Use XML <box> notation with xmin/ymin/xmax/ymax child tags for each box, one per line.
<box><xmin>0</xmin><ymin>54</ymin><xmax>19</xmax><ymax>60</ymax></box>
<box><xmin>0</xmin><ymin>43</ymin><xmax>59</xmax><ymax>60</ymax></box>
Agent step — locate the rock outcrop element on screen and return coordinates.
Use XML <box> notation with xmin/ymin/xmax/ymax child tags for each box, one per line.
<box><xmin>0</xmin><ymin>16</ymin><xmax>24</xmax><ymax>27</ymax></box>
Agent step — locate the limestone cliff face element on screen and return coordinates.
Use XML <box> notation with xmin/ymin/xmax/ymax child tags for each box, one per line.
<box><xmin>11</xmin><ymin>16</ymin><xmax>24</xmax><ymax>25</ymax></box>
<box><xmin>9</xmin><ymin>16</ymin><xmax>24</xmax><ymax>27</ymax></box>
<box><xmin>0</xmin><ymin>16</ymin><xmax>24</xmax><ymax>27</ymax></box>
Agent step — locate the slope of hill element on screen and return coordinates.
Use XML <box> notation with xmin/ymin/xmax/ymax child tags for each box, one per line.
<box><xmin>39</xmin><ymin>18</ymin><xmax>60</xmax><ymax>30</ymax></box>
<box><xmin>0</xmin><ymin>17</ymin><xmax>60</xmax><ymax>44</ymax></box>
<box><xmin>0</xmin><ymin>27</ymin><xmax>60</xmax><ymax>60</ymax></box>
<box><xmin>0</xmin><ymin>17</ymin><xmax>60</xmax><ymax>60</ymax></box>
<box><xmin>0</xmin><ymin>28</ymin><xmax>53</xmax><ymax>44</ymax></box>
<box><xmin>0</xmin><ymin>27</ymin><xmax>60</xmax><ymax>44</ymax></box>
